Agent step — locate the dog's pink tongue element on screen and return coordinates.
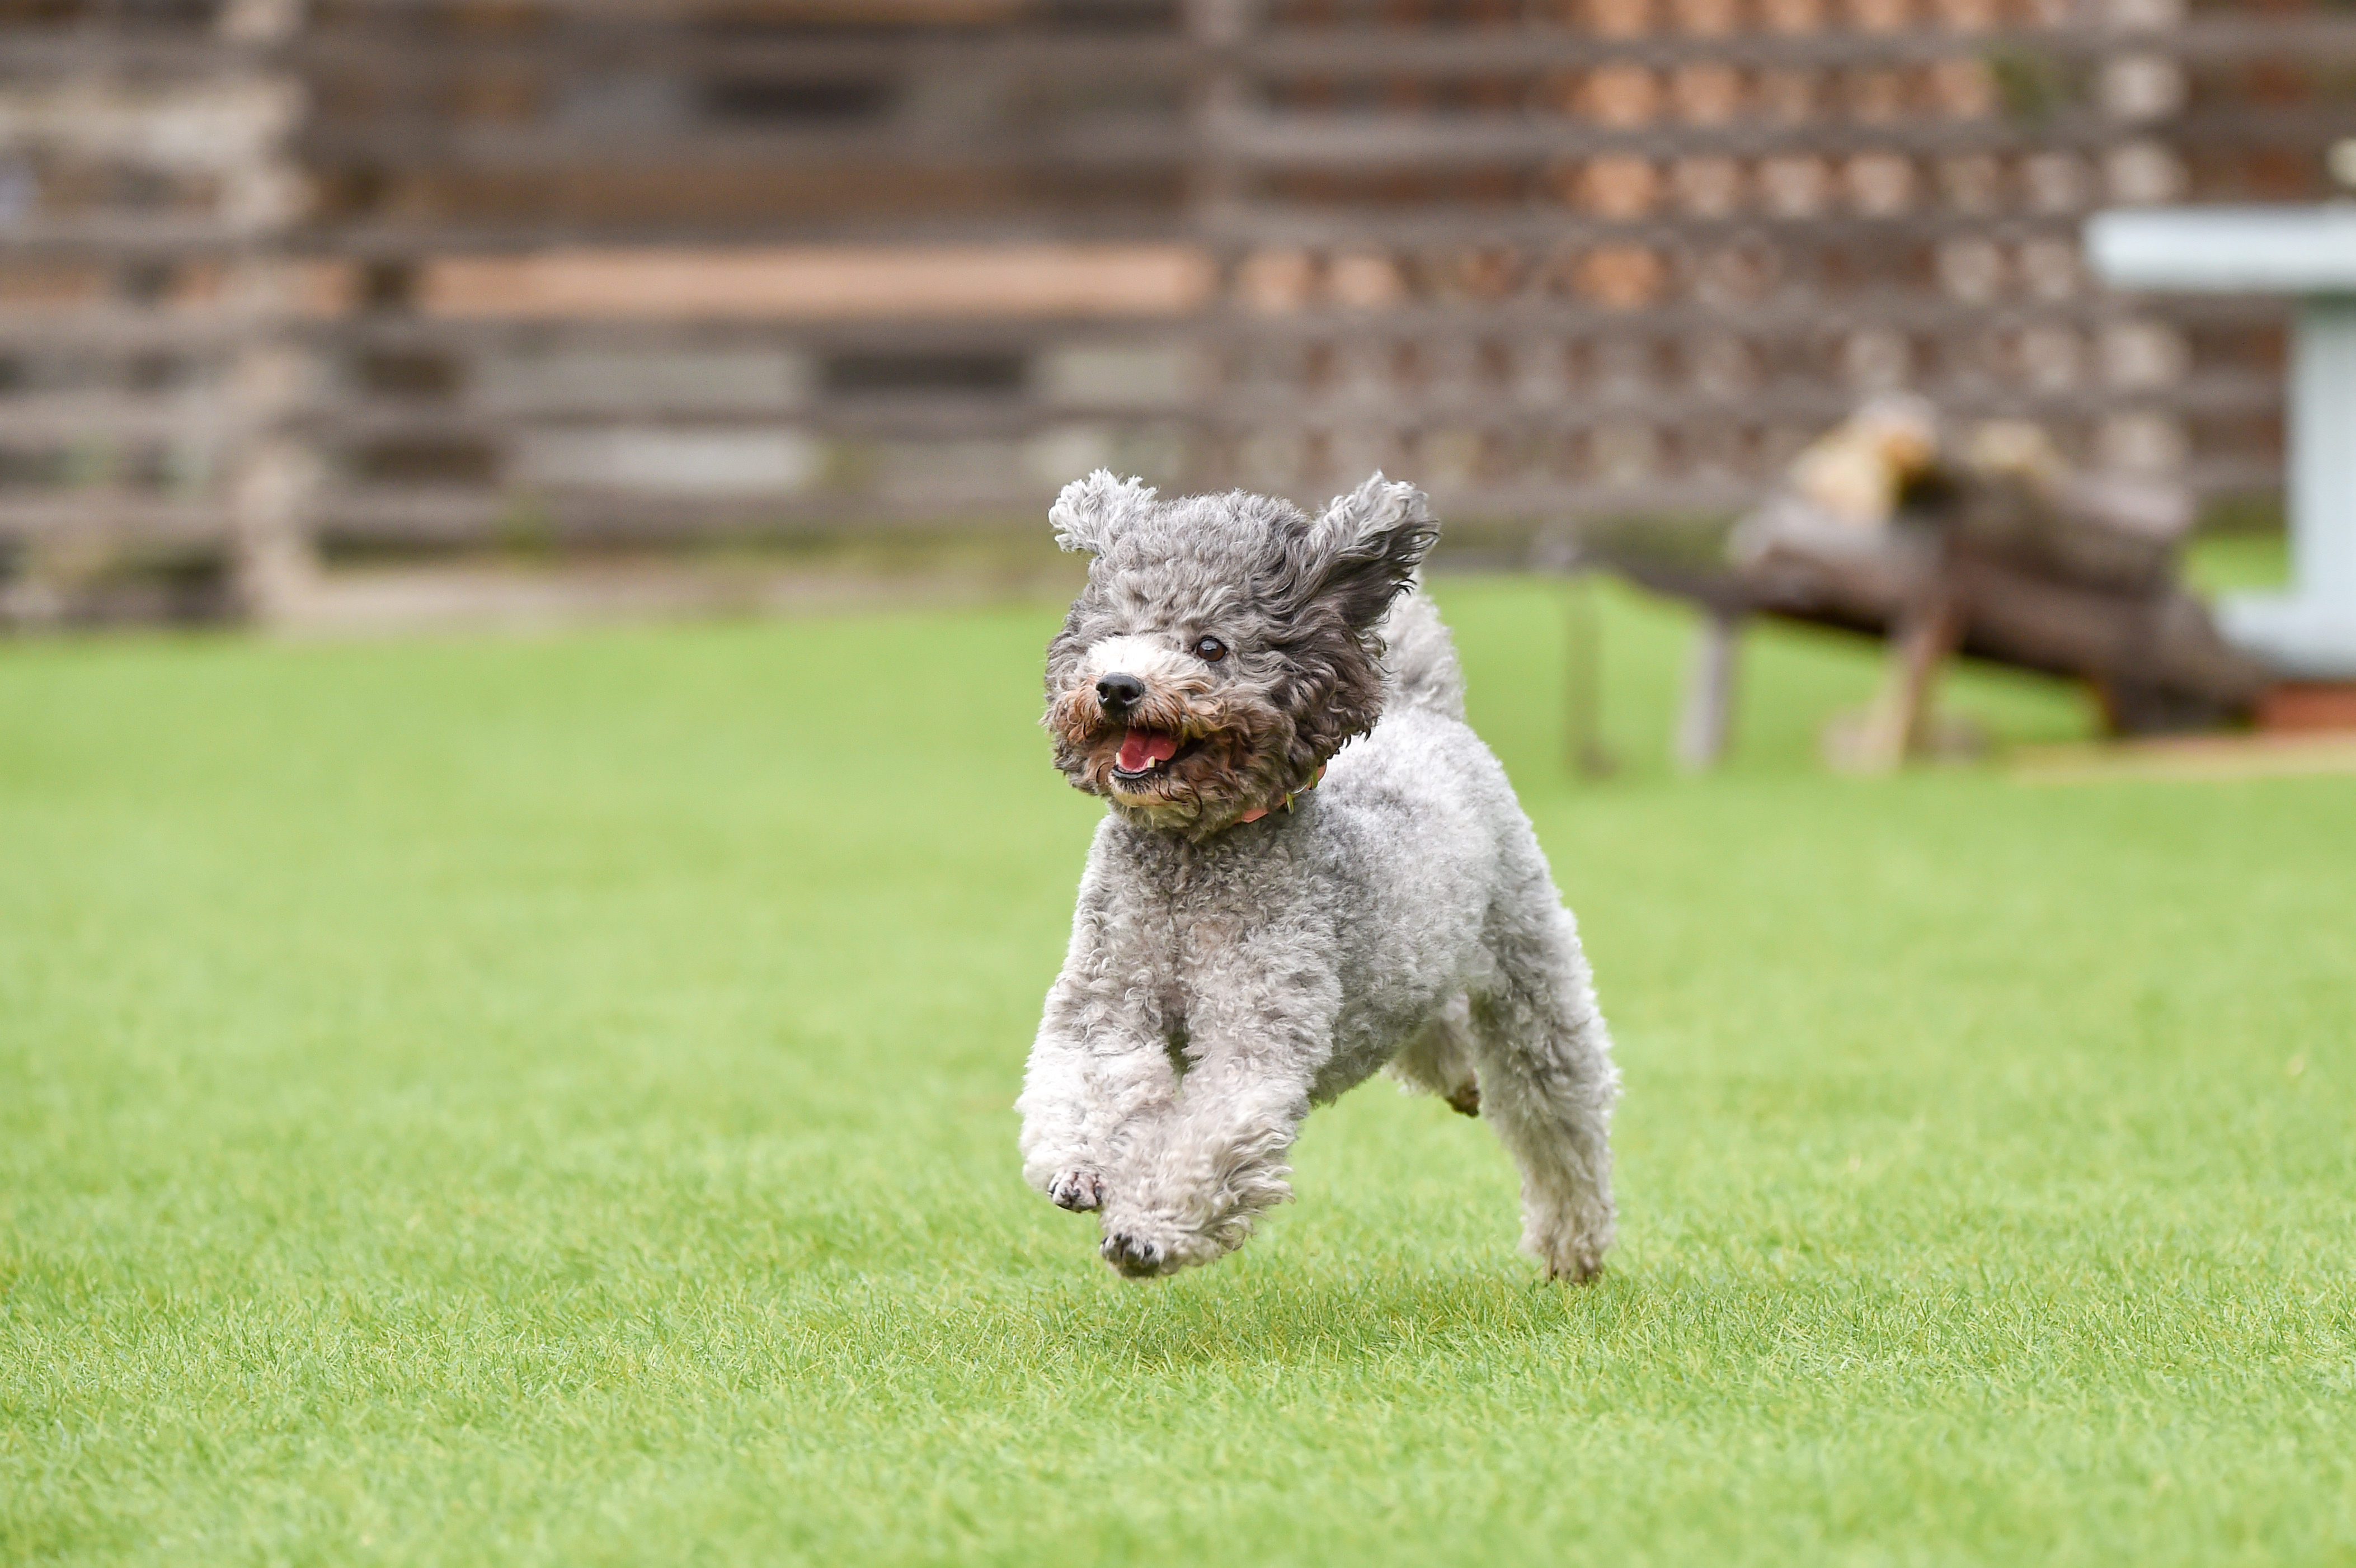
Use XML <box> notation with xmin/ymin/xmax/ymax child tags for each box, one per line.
<box><xmin>1117</xmin><ymin>729</ymin><xmax>1179</xmax><ymax>772</ymax></box>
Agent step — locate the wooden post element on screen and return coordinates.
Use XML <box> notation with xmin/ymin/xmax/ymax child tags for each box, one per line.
<box><xmin>1676</xmin><ymin>605</ymin><xmax>1744</xmax><ymax>771</ymax></box>
<box><xmin>228</xmin><ymin>427</ymin><xmax>322</xmax><ymax>621</ymax></box>
<box><xmin>220</xmin><ymin>0</ymin><xmax>317</xmax><ymax>624</ymax></box>
<box><xmin>1564</xmin><ymin>569</ymin><xmax>1616</xmax><ymax>778</ymax></box>
<box><xmin>1841</xmin><ymin>587</ymin><xmax>1964</xmax><ymax>775</ymax></box>
<box><xmin>1185</xmin><ymin>0</ymin><xmax>1253</xmax><ymax>494</ymax></box>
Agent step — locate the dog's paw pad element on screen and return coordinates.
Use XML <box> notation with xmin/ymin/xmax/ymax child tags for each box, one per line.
<box><xmin>1101</xmin><ymin>1231</ymin><xmax>1167</xmax><ymax>1278</ymax></box>
<box><xmin>1446</xmin><ymin>1082</ymin><xmax>1481</xmax><ymax>1118</ymax></box>
<box><xmin>1047</xmin><ymin>1169</ymin><xmax>1104</xmax><ymax>1212</ymax></box>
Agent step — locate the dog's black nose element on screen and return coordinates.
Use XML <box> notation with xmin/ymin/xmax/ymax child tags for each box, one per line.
<box><xmin>1097</xmin><ymin>672</ymin><xmax>1145</xmax><ymax>711</ymax></box>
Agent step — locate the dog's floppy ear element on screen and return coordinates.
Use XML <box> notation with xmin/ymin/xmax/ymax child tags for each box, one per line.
<box><xmin>1048</xmin><ymin>470</ymin><xmax>1156</xmax><ymax>555</ymax></box>
<box><xmin>1301</xmin><ymin>473</ymin><xmax>1440</xmax><ymax>629</ymax></box>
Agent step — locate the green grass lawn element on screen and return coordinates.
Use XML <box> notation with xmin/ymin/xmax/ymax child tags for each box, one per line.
<box><xmin>3</xmin><ymin>562</ymin><xmax>2352</xmax><ymax>1565</ymax></box>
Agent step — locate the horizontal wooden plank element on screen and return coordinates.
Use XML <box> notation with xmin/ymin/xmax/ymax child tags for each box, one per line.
<box><xmin>1238</xmin><ymin>15</ymin><xmax>2356</xmax><ymax>72</ymax></box>
<box><xmin>0</xmin><ymin>309</ymin><xmax>270</xmax><ymax>350</ymax></box>
<box><xmin>303</xmin><ymin>451</ymin><xmax>2277</xmax><ymax>544</ymax></box>
<box><xmin>302</xmin><ymin>396</ymin><xmax>1133</xmax><ymax>442</ymax></box>
<box><xmin>309</xmin><ymin>483</ymin><xmax>1061</xmax><ymax>544</ymax></box>
<box><xmin>1205</xmin><ymin>206</ymin><xmax>2095</xmax><ymax>249</ymax></box>
<box><xmin>0</xmin><ymin>216</ymin><xmax>291</xmax><ymax>256</ymax></box>
<box><xmin>302</xmin><ymin>313</ymin><xmax>1161</xmax><ymax>352</ymax></box>
<box><xmin>307</xmin><ymin>481</ymin><xmax>1777</xmax><ymax>540</ymax></box>
<box><xmin>293</xmin><ymin>101</ymin><xmax>2338</xmax><ymax>179</ymax></box>
<box><xmin>1214</xmin><ymin>103</ymin><xmax>2347</xmax><ymax>170</ymax></box>
<box><xmin>291</xmin><ymin>209</ymin><xmax>1191</xmax><ymax>257</ymax></box>
<box><xmin>412</xmin><ymin>244</ymin><xmax>1217</xmax><ymax>320</ymax></box>
<box><xmin>0</xmin><ymin>9</ymin><xmax>2333</xmax><ymax>111</ymax></box>
<box><xmin>288</xmin><ymin>27</ymin><xmax>1193</xmax><ymax>81</ymax></box>
<box><xmin>314</xmin><ymin>479</ymin><xmax>1694</xmax><ymax>543</ymax></box>
<box><xmin>1189</xmin><ymin>293</ymin><xmax>2291</xmax><ymax>338</ymax></box>
<box><xmin>294</xmin><ymin>117</ymin><xmax>1189</xmax><ymax>171</ymax></box>
<box><xmin>0</xmin><ymin>30</ymin><xmax>272</xmax><ymax>72</ymax></box>
<box><xmin>1234</xmin><ymin>456</ymin><xmax>2275</xmax><ymax>525</ymax></box>
<box><xmin>287</xmin><ymin>365</ymin><xmax>2275</xmax><ymax>449</ymax></box>
<box><xmin>0</xmin><ymin>492</ymin><xmax>230</xmax><ymax>541</ymax></box>
<box><xmin>286</xmin><ymin>204</ymin><xmax>2257</xmax><ymax>264</ymax></box>
<box><xmin>271</xmin><ymin>14</ymin><xmax>2356</xmax><ymax>83</ymax></box>
<box><xmin>288</xmin><ymin>291</ymin><xmax>2284</xmax><ymax>362</ymax></box>
<box><xmin>1181</xmin><ymin>371</ymin><xmax>2282</xmax><ymax>425</ymax></box>
<box><xmin>288</xmin><ymin>22</ymin><xmax>1987</xmax><ymax>85</ymax></box>
<box><xmin>298</xmin><ymin>0</ymin><xmax>1145</xmax><ymax>22</ymax></box>
<box><xmin>0</xmin><ymin>393</ymin><xmax>259</xmax><ymax>445</ymax></box>
<box><xmin>4</xmin><ymin>13</ymin><xmax>2341</xmax><ymax>95</ymax></box>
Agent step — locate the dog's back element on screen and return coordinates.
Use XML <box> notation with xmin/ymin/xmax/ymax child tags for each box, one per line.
<box><xmin>1377</xmin><ymin>585</ymin><xmax>1467</xmax><ymax>723</ymax></box>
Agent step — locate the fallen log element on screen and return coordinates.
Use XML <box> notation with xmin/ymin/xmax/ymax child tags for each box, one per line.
<box><xmin>1596</xmin><ymin>397</ymin><xmax>2272</xmax><ymax>767</ymax></box>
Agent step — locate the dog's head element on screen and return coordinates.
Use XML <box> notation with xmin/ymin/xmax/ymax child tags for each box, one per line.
<box><xmin>1043</xmin><ymin>471</ymin><xmax>1438</xmax><ymax>836</ymax></box>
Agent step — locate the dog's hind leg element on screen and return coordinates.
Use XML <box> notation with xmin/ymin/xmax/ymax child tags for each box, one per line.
<box><xmin>1468</xmin><ymin>864</ymin><xmax>1620</xmax><ymax>1282</ymax></box>
<box><xmin>1386</xmin><ymin>992</ymin><xmax>1484</xmax><ymax>1117</ymax></box>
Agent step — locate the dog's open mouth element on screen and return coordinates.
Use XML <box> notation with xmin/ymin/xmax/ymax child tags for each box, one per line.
<box><xmin>1109</xmin><ymin>727</ymin><xmax>1200</xmax><ymax>785</ymax></box>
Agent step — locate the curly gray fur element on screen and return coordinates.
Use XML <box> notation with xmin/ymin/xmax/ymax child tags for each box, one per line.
<box><xmin>1019</xmin><ymin>472</ymin><xmax>1619</xmax><ymax>1281</ymax></box>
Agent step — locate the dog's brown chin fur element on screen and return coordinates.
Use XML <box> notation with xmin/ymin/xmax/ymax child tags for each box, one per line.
<box><xmin>1092</xmin><ymin>733</ymin><xmax>1223</xmax><ymax>822</ymax></box>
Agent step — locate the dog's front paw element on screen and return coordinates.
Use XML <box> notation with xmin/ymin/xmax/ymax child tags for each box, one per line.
<box><xmin>1047</xmin><ymin>1168</ymin><xmax>1105</xmax><ymax>1212</ymax></box>
<box><xmin>1101</xmin><ymin>1230</ymin><xmax>1175</xmax><ymax>1278</ymax></box>
<box><xmin>1529</xmin><ymin>1211</ymin><xmax>1614</xmax><ymax>1284</ymax></box>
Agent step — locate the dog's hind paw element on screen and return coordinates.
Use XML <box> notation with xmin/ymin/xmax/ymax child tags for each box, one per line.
<box><xmin>1047</xmin><ymin>1169</ymin><xmax>1105</xmax><ymax>1212</ymax></box>
<box><xmin>1534</xmin><ymin>1224</ymin><xmax>1612</xmax><ymax>1284</ymax></box>
<box><xmin>1548</xmin><ymin>1254</ymin><xmax>1605</xmax><ymax>1285</ymax></box>
<box><xmin>1101</xmin><ymin>1231</ymin><xmax>1171</xmax><ymax>1278</ymax></box>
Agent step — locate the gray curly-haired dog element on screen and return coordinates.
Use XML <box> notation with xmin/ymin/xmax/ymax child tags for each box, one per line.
<box><xmin>1017</xmin><ymin>471</ymin><xmax>1619</xmax><ymax>1282</ymax></box>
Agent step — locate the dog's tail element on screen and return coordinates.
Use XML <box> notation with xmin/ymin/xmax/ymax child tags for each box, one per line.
<box><xmin>1377</xmin><ymin>581</ymin><xmax>1468</xmax><ymax>722</ymax></box>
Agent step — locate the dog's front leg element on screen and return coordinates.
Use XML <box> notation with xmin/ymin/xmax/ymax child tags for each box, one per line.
<box><xmin>1095</xmin><ymin>981</ymin><xmax>1335</xmax><ymax>1278</ymax></box>
<box><xmin>1017</xmin><ymin>973</ymin><xmax>1177</xmax><ymax>1214</ymax></box>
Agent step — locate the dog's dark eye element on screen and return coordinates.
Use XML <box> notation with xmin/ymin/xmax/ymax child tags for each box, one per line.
<box><xmin>1193</xmin><ymin>636</ymin><xmax>1228</xmax><ymax>663</ymax></box>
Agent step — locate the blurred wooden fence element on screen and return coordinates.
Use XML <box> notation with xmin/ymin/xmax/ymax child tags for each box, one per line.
<box><xmin>0</xmin><ymin>0</ymin><xmax>2350</xmax><ymax>621</ymax></box>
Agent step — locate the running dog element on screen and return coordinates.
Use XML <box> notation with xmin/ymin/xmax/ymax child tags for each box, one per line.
<box><xmin>1017</xmin><ymin>471</ymin><xmax>1619</xmax><ymax>1281</ymax></box>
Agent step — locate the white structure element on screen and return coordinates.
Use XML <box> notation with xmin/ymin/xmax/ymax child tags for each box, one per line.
<box><xmin>2088</xmin><ymin>205</ymin><xmax>2356</xmax><ymax>677</ymax></box>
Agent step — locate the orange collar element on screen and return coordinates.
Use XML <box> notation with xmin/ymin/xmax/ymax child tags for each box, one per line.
<box><xmin>1235</xmin><ymin>765</ymin><xmax>1325</xmax><ymax>825</ymax></box>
